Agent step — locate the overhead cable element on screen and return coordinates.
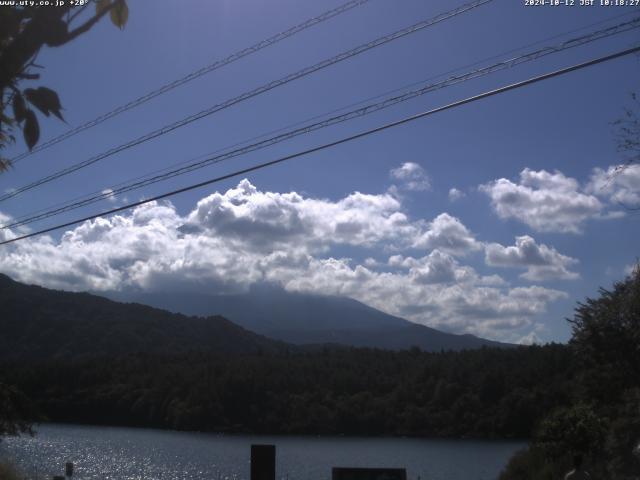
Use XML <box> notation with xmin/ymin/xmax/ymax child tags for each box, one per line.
<box><xmin>2</xmin><ymin>44</ymin><xmax>638</xmax><ymax>246</ymax></box>
<box><xmin>0</xmin><ymin>0</ymin><xmax>493</xmax><ymax>203</ymax></box>
<box><xmin>9</xmin><ymin>0</ymin><xmax>372</xmax><ymax>164</ymax></box>
<box><xmin>3</xmin><ymin>16</ymin><xmax>638</xmax><ymax>230</ymax></box>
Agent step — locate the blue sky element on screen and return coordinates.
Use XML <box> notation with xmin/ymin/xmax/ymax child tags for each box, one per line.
<box><xmin>1</xmin><ymin>0</ymin><xmax>639</xmax><ymax>343</ymax></box>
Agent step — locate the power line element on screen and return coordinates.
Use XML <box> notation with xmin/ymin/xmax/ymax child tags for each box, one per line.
<box><xmin>2</xmin><ymin>44</ymin><xmax>638</xmax><ymax>247</ymax></box>
<box><xmin>9</xmin><ymin>0</ymin><xmax>372</xmax><ymax>164</ymax></box>
<box><xmin>4</xmin><ymin>16</ymin><xmax>638</xmax><ymax>229</ymax></box>
<box><xmin>3</xmin><ymin>16</ymin><xmax>638</xmax><ymax>231</ymax></box>
<box><xmin>0</xmin><ymin>0</ymin><xmax>493</xmax><ymax>203</ymax></box>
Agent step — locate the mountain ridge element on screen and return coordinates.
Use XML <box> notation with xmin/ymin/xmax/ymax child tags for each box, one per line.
<box><xmin>103</xmin><ymin>285</ymin><xmax>512</xmax><ymax>351</ymax></box>
<box><xmin>0</xmin><ymin>273</ymin><xmax>286</xmax><ymax>361</ymax></box>
<box><xmin>0</xmin><ymin>273</ymin><xmax>511</xmax><ymax>356</ymax></box>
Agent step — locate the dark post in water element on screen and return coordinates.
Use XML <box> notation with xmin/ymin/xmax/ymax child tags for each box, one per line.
<box><xmin>251</xmin><ymin>444</ymin><xmax>276</xmax><ymax>480</ymax></box>
<box><xmin>332</xmin><ymin>467</ymin><xmax>407</xmax><ymax>480</ymax></box>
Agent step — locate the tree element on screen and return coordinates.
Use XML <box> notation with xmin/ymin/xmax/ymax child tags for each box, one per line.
<box><xmin>613</xmin><ymin>92</ymin><xmax>640</xmax><ymax>168</ymax></box>
<box><xmin>0</xmin><ymin>0</ymin><xmax>129</xmax><ymax>172</ymax></box>
<box><xmin>606</xmin><ymin>91</ymin><xmax>640</xmax><ymax>210</ymax></box>
<box><xmin>568</xmin><ymin>263</ymin><xmax>640</xmax><ymax>403</ymax></box>
<box><xmin>500</xmin><ymin>267</ymin><xmax>640</xmax><ymax>479</ymax></box>
<box><xmin>0</xmin><ymin>382</ymin><xmax>39</xmax><ymax>441</ymax></box>
<box><xmin>534</xmin><ymin>403</ymin><xmax>606</xmax><ymax>461</ymax></box>
<box><xmin>567</xmin><ymin>265</ymin><xmax>640</xmax><ymax>478</ymax></box>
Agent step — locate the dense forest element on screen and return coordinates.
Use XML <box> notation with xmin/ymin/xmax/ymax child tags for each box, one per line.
<box><xmin>1</xmin><ymin>344</ymin><xmax>573</xmax><ymax>438</ymax></box>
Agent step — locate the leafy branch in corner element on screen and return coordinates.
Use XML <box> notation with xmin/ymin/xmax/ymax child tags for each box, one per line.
<box><xmin>0</xmin><ymin>0</ymin><xmax>129</xmax><ymax>172</ymax></box>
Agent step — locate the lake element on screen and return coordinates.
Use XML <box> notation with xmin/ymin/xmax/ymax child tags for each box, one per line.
<box><xmin>0</xmin><ymin>424</ymin><xmax>525</xmax><ymax>480</ymax></box>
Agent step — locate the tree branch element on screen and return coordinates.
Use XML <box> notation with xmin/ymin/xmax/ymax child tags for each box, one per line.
<box><xmin>0</xmin><ymin>8</ymin><xmax>68</xmax><ymax>91</ymax></box>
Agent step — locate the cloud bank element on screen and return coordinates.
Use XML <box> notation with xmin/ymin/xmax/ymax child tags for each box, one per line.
<box><xmin>0</xmin><ymin>179</ymin><xmax>569</xmax><ymax>341</ymax></box>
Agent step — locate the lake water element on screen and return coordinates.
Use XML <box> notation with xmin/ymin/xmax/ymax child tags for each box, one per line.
<box><xmin>0</xmin><ymin>424</ymin><xmax>525</xmax><ymax>480</ymax></box>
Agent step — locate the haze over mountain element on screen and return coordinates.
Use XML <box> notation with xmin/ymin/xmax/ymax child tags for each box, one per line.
<box><xmin>105</xmin><ymin>284</ymin><xmax>511</xmax><ymax>351</ymax></box>
<box><xmin>0</xmin><ymin>274</ymin><xmax>285</xmax><ymax>361</ymax></box>
<box><xmin>0</xmin><ymin>270</ymin><xmax>509</xmax><ymax>355</ymax></box>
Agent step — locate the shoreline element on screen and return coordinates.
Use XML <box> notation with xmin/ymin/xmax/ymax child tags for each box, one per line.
<box><xmin>13</xmin><ymin>421</ymin><xmax>531</xmax><ymax>444</ymax></box>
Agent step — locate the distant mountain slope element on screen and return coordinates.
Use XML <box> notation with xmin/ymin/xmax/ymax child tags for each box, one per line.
<box><xmin>0</xmin><ymin>274</ymin><xmax>285</xmax><ymax>361</ymax></box>
<box><xmin>105</xmin><ymin>285</ymin><xmax>511</xmax><ymax>351</ymax></box>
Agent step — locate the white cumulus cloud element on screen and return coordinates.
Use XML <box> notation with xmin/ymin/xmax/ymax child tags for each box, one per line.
<box><xmin>186</xmin><ymin>179</ymin><xmax>419</xmax><ymax>251</ymax></box>
<box><xmin>448</xmin><ymin>188</ymin><xmax>465</xmax><ymax>202</ymax></box>
<box><xmin>517</xmin><ymin>330</ymin><xmax>543</xmax><ymax>345</ymax></box>
<box><xmin>101</xmin><ymin>189</ymin><xmax>117</xmax><ymax>203</ymax></box>
<box><xmin>413</xmin><ymin>213</ymin><xmax>481</xmax><ymax>256</ymax></box>
<box><xmin>390</xmin><ymin>162</ymin><xmax>431</xmax><ymax>191</ymax></box>
<box><xmin>485</xmin><ymin>235</ymin><xmax>579</xmax><ymax>281</ymax></box>
<box><xmin>480</xmin><ymin>168</ymin><xmax>604</xmax><ymax>234</ymax></box>
<box><xmin>586</xmin><ymin>163</ymin><xmax>640</xmax><ymax>208</ymax></box>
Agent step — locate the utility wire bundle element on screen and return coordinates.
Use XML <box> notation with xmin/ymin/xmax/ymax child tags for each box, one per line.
<box><xmin>9</xmin><ymin>0</ymin><xmax>372</xmax><ymax>164</ymax></box>
<box><xmin>1</xmin><ymin>0</ymin><xmax>638</xmax><ymax>246</ymax></box>
<box><xmin>0</xmin><ymin>0</ymin><xmax>493</xmax><ymax>203</ymax></box>
<box><xmin>2</xmin><ymin>15</ymin><xmax>638</xmax><ymax>232</ymax></box>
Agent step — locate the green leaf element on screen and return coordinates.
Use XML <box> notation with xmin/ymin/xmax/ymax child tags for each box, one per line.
<box><xmin>110</xmin><ymin>0</ymin><xmax>129</xmax><ymax>29</ymax></box>
<box><xmin>23</xmin><ymin>110</ymin><xmax>39</xmax><ymax>150</ymax></box>
<box><xmin>24</xmin><ymin>87</ymin><xmax>64</xmax><ymax>121</ymax></box>
<box><xmin>12</xmin><ymin>92</ymin><xmax>27</xmax><ymax>123</ymax></box>
<box><xmin>37</xmin><ymin>87</ymin><xmax>64</xmax><ymax>121</ymax></box>
<box><xmin>24</xmin><ymin>88</ymin><xmax>49</xmax><ymax>117</ymax></box>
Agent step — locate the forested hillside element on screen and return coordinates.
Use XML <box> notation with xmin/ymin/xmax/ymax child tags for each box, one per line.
<box><xmin>0</xmin><ymin>274</ymin><xmax>286</xmax><ymax>360</ymax></box>
<box><xmin>0</xmin><ymin>273</ymin><xmax>507</xmax><ymax>360</ymax></box>
<box><xmin>2</xmin><ymin>345</ymin><xmax>573</xmax><ymax>438</ymax></box>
